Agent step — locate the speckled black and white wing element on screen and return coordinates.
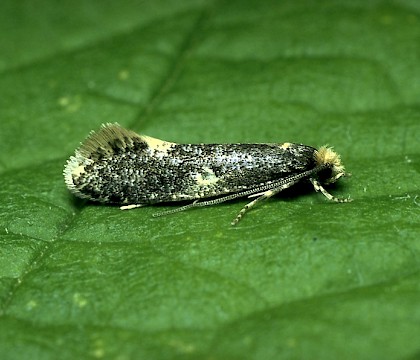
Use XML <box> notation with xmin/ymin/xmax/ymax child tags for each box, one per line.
<box><xmin>64</xmin><ymin>123</ymin><xmax>320</xmax><ymax>205</ymax></box>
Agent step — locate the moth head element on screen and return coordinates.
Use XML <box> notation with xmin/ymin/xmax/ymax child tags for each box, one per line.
<box><xmin>314</xmin><ymin>146</ymin><xmax>346</xmax><ymax>184</ymax></box>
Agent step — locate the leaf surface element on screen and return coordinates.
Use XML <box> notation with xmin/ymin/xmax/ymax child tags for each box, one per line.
<box><xmin>1</xmin><ymin>1</ymin><xmax>419</xmax><ymax>359</ymax></box>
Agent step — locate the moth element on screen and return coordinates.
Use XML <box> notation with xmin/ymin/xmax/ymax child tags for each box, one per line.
<box><xmin>64</xmin><ymin>123</ymin><xmax>351</xmax><ymax>225</ymax></box>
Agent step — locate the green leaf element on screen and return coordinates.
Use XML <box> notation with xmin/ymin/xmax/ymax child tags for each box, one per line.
<box><xmin>1</xmin><ymin>1</ymin><xmax>419</xmax><ymax>359</ymax></box>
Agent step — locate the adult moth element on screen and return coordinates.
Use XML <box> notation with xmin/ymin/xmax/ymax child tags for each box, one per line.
<box><xmin>64</xmin><ymin>123</ymin><xmax>351</xmax><ymax>225</ymax></box>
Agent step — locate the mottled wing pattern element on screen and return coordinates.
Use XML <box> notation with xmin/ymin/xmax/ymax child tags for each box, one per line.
<box><xmin>157</xmin><ymin>143</ymin><xmax>317</xmax><ymax>201</ymax></box>
<box><xmin>64</xmin><ymin>124</ymin><xmax>318</xmax><ymax>205</ymax></box>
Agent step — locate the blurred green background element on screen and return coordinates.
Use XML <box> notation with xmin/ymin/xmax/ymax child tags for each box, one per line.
<box><xmin>0</xmin><ymin>1</ymin><xmax>419</xmax><ymax>359</ymax></box>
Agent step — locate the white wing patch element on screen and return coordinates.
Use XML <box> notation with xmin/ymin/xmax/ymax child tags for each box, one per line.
<box><xmin>141</xmin><ymin>135</ymin><xmax>176</xmax><ymax>154</ymax></box>
<box><xmin>195</xmin><ymin>167</ymin><xmax>219</xmax><ymax>186</ymax></box>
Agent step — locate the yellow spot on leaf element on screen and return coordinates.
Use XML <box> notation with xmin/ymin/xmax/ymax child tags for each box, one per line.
<box><xmin>118</xmin><ymin>69</ymin><xmax>130</xmax><ymax>80</ymax></box>
<box><xmin>58</xmin><ymin>95</ymin><xmax>82</xmax><ymax>113</ymax></box>
<box><xmin>73</xmin><ymin>292</ymin><xmax>88</xmax><ymax>308</ymax></box>
<box><xmin>26</xmin><ymin>300</ymin><xmax>37</xmax><ymax>310</ymax></box>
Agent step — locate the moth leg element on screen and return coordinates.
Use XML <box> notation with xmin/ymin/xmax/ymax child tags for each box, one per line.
<box><xmin>323</xmin><ymin>171</ymin><xmax>346</xmax><ymax>185</ymax></box>
<box><xmin>310</xmin><ymin>178</ymin><xmax>351</xmax><ymax>203</ymax></box>
<box><xmin>231</xmin><ymin>189</ymin><xmax>277</xmax><ymax>226</ymax></box>
<box><xmin>247</xmin><ymin>191</ymin><xmax>269</xmax><ymax>198</ymax></box>
<box><xmin>120</xmin><ymin>204</ymin><xmax>145</xmax><ymax>210</ymax></box>
<box><xmin>231</xmin><ymin>174</ymin><xmax>309</xmax><ymax>225</ymax></box>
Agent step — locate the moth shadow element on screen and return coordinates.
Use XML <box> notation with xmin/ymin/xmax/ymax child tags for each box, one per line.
<box><xmin>67</xmin><ymin>194</ymin><xmax>88</xmax><ymax>211</ymax></box>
